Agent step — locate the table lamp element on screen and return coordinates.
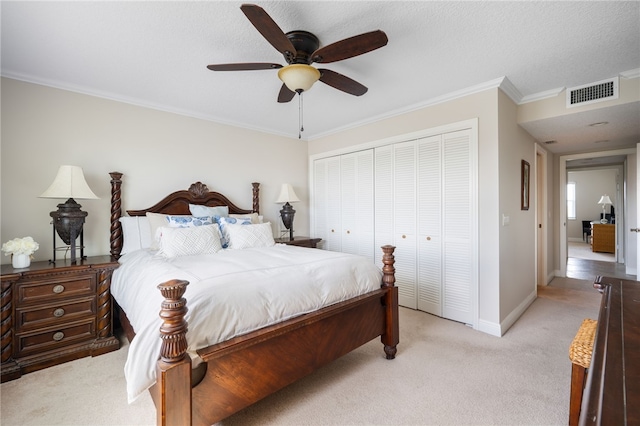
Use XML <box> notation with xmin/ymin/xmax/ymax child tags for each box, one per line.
<box><xmin>597</xmin><ymin>195</ymin><xmax>612</xmax><ymax>224</ymax></box>
<box><xmin>40</xmin><ymin>165</ymin><xmax>99</xmax><ymax>262</ymax></box>
<box><xmin>276</xmin><ymin>184</ymin><xmax>300</xmax><ymax>241</ymax></box>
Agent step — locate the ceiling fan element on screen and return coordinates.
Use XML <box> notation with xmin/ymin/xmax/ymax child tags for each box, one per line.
<box><xmin>207</xmin><ymin>4</ymin><xmax>388</xmax><ymax>103</ymax></box>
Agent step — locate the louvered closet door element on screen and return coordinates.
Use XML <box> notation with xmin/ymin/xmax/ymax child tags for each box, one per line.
<box><xmin>417</xmin><ymin>135</ymin><xmax>443</xmax><ymax>316</ymax></box>
<box><xmin>392</xmin><ymin>141</ymin><xmax>418</xmax><ymax>309</ymax></box>
<box><xmin>313</xmin><ymin>156</ymin><xmax>342</xmax><ymax>251</ymax></box>
<box><xmin>340</xmin><ymin>150</ymin><xmax>375</xmax><ymax>261</ymax></box>
<box><xmin>442</xmin><ymin>129</ymin><xmax>473</xmax><ymax>325</ymax></box>
<box><xmin>313</xmin><ymin>158</ymin><xmax>329</xmax><ymax>244</ymax></box>
<box><xmin>374</xmin><ymin>145</ymin><xmax>394</xmax><ymax>269</ymax></box>
<box><xmin>325</xmin><ymin>156</ymin><xmax>342</xmax><ymax>251</ymax></box>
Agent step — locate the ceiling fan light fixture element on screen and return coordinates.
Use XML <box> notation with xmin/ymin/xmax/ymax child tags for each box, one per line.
<box><xmin>278</xmin><ymin>64</ymin><xmax>320</xmax><ymax>92</ymax></box>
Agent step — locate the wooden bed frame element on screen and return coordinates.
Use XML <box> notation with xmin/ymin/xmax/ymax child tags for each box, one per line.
<box><xmin>108</xmin><ymin>172</ymin><xmax>399</xmax><ymax>426</ymax></box>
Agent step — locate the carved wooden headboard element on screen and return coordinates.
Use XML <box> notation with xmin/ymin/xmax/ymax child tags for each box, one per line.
<box><xmin>109</xmin><ymin>172</ymin><xmax>260</xmax><ymax>258</ymax></box>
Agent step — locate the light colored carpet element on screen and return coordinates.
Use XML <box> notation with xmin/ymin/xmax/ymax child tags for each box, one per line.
<box><xmin>1</xmin><ymin>280</ymin><xmax>601</xmax><ymax>426</ymax></box>
<box><xmin>568</xmin><ymin>241</ymin><xmax>614</xmax><ymax>262</ymax></box>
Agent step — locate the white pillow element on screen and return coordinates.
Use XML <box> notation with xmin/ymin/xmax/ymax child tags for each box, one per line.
<box><xmin>146</xmin><ymin>212</ymin><xmax>169</xmax><ymax>250</ymax></box>
<box><xmin>157</xmin><ymin>225</ymin><xmax>222</xmax><ymax>258</ymax></box>
<box><xmin>226</xmin><ymin>222</ymin><xmax>275</xmax><ymax>250</ymax></box>
<box><xmin>147</xmin><ymin>212</ymin><xmax>214</xmax><ymax>250</ymax></box>
<box><xmin>189</xmin><ymin>204</ymin><xmax>229</xmax><ymax>218</ymax></box>
<box><xmin>119</xmin><ymin>216</ymin><xmax>151</xmax><ymax>254</ymax></box>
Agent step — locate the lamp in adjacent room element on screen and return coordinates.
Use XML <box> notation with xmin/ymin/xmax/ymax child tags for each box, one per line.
<box><xmin>597</xmin><ymin>195</ymin><xmax>613</xmax><ymax>224</ymax></box>
<box><xmin>40</xmin><ymin>165</ymin><xmax>99</xmax><ymax>262</ymax></box>
<box><xmin>276</xmin><ymin>183</ymin><xmax>301</xmax><ymax>241</ymax></box>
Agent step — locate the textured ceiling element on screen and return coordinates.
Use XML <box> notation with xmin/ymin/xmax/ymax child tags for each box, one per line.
<box><xmin>2</xmin><ymin>1</ymin><xmax>639</xmax><ymax>154</ymax></box>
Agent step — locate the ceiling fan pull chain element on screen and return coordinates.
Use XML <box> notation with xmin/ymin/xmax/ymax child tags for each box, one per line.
<box><xmin>299</xmin><ymin>92</ymin><xmax>304</xmax><ymax>139</ymax></box>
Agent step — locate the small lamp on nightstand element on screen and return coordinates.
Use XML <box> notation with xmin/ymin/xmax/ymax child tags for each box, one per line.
<box><xmin>276</xmin><ymin>183</ymin><xmax>300</xmax><ymax>241</ymax></box>
<box><xmin>40</xmin><ymin>165</ymin><xmax>99</xmax><ymax>263</ymax></box>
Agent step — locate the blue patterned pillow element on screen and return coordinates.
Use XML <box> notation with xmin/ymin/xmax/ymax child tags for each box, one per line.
<box><xmin>166</xmin><ymin>215</ymin><xmax>214</xmax><ymax>227</ymax></box>
<box><xmin>218</xmin><ymin>216</ymin><xmax>252</xmax><ymax>248</ymax></box>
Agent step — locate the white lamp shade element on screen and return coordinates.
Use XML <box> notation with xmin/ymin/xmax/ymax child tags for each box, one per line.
<box><xmin>276</xmin><ymin>184</ymin><xmax>301</xmax><ymax>203</ymax></box>
<box><xmin>598</xmin><ymin>195</ymin><xmax>613</xmax><ymax>205</ymax></box>
<box><xmin>277</xmin><ymin>64</ymin><xmax>321</xmax><ymax>92</ymax></box>
<box><xmin>40</xmin><ymin>165</ymin><xmax>99</xmax><ymax>199</ymax></box>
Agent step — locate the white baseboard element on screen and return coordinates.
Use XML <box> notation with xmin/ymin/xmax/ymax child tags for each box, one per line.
<box><xmin>478</xmin><ymin>289</ymin><xmax>537</xmax><ymax>337</ymax></box>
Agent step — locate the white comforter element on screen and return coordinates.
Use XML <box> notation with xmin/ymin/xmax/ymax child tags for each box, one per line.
<box><xmin>111</xmin><ymin>244</ymin><xmax>382</xmax><ymax>403</ymax></box>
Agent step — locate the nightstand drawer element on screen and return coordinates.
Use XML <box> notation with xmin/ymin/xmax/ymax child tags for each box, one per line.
<box><xmin>16</xmin><ymin>297</ymin><xmax>96</xmax><ymax>331</ymax></box>
<box><xmin>17</xmin><ymin>275</ymin><xmax>96</xmax><ymax>305</ymax></box>
<box><xmin>16</xmin><ymin>320</ymin><xmax>96</xmax><ymax>357</ymax></box>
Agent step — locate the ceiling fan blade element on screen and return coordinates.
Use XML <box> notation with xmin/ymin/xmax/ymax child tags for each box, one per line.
<box><xmin>277</xmin><ymin>84</ymin><xmax>296</xmax><ymax>103</ymax></box>
<box><xmin>312</xmin><ymin>30</ymin><xmax>388</xmax><ymax>63</ymax></box>
<box><xmin>207</xmin><ymin>63</ymin><xmax>282</xmax><ymax>71</ymax></box>
<box><xmin>240</xmin><ymin>4</ymin><xmax>296</xmax><ymax>59</ymax></box>
<box><xmin>318</xmin><ymin>69</ymin><xmax>368</xmax><ymax>96</ymax></box>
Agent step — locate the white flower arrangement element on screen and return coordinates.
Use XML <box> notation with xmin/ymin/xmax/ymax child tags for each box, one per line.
<box><xmin>2</xmin><ymin>236</ymin><xmax>39</xmax><ymax>257</ymax></box>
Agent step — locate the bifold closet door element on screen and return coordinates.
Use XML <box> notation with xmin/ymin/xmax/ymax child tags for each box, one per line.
<box><xmin>313</xmin><ymin>151</ymin><xmax>374</xmax><ymax>260</ymax></box>
<box><xmin>340</xmin><ymin>150</ymin><xmax>375</xmax><ymax>261</ymax></box>
<box><xmin>313</xmin><ymin>156</ymin><xmax>341</xmax><ymax>251</ymax></box>
<box><xmin>440</xmin><ymin>130</ymin><xmax>474</xmax><ymax>325</ymax></box>
<box><xmin>375</xmin><ymin>142</ymin><xmax>418</xmax><ymax>309</ymax></box>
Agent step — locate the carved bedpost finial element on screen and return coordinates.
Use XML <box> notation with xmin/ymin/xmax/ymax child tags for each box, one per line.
<box><xmin>157</xmin><ymin>280</ymin><xmax>189</xmax><ymax>363</ymax></box>
<box><xmin>252</xmin><ymin>182</ymin><xmax>260</xmax><ymax>213</ymax></box>
<box><xmin>381</xmin><ymin>245</ymin><xmax>396</xmax><ymax>288</ymax></box>
<box><xmin>188</xmin><ymin>182</ymin><xmax>209</xmax><ymax>198</ymax></box>
<box><xmin>109</xmin><ymin>172</ymin><xmax>123</xmax><ymax>259</ymax></box>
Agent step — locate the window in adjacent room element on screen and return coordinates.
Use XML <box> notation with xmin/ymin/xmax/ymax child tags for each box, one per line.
<box><xmin>567</xmin><ymin>181</ymin><xmax>576</xmax><ymax>220</ymax></box>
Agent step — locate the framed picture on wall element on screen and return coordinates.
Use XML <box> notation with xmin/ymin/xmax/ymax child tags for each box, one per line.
<box><xmin>521</xmin><ymin>160</ymin><xmax>530</xmax><ymax>210</ymax></box>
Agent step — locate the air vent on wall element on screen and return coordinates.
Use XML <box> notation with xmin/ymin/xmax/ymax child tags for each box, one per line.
<box><xmin>566</xmin><ymin>77</ymin><xmax>618</xmax><ymax>108</ymax></box>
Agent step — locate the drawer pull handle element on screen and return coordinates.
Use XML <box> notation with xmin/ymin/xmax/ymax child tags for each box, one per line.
<box><xmin>53</xmin><ymin>308</ymin><xmax>65</xmax><ymax>318</ymax></box>
<box><xmin>53</xmin><ymin>331</ymin><xmax>64</xmax><ymax>341</ymax></box>
<box><xmin>52</xmin><ymin>285</ymin><xmax>65</xmax><ymax>294</ymax></box>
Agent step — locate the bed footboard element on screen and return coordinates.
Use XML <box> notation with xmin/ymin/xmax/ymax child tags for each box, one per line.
<box><xmin>155</xmin><ymin>246</ymin><xmax>398</xmax><ymax>426</ymax></box>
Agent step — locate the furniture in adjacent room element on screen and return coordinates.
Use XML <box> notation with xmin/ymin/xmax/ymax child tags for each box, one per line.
<box><xmin>274</xmin><ymin>236</ymin><xmax>322</xmax><ymax>248</ymax></box>
<box><xmin>581</xmin><ymin>220</ymin><xmax>592</xmax><ymax>243</ymax></box>
<box><xmin>0</xmin><ymin>256</ymin><xmax>120</xmax><ymax>382</ymax></box>
<box><xmin>580</xmin><ymin>276</ymin><xmax>639</xmax><ymax>425</ymax></box>
<box><xmin>590</xmin><ymin>223</ymin><xmax>615</xmax><ymax>253</ymax></box>
<box><xmin>108</xmin><ymin>173</ymin><xmax>399</xmax><ymax>425</ymax></box>
<box><xmin>568</xmin><ymin>318</ymin><xmax>597</xmax><ymax>426</ymax></box>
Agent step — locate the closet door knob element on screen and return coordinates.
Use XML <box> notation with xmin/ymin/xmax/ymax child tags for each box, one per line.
<box><xmin>426</xmin><ymin>236</ymin><xmax>431</xmax><ymax>241</ymax></box>
<box><xmin>402</xmin><ymin>235</ymin><xmax>406</xmax><ymax>239</ymax></box>
<box><xmin>346</xmin><ymin>230</ymin><xmax>351</xmax><ymax>234</ymax></box>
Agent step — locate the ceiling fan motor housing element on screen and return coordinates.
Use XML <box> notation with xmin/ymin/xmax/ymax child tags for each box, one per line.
<box><xmin>286</xmin><ymin>31</ymin><xmax>320</xmax><ymax>64</ymax></box>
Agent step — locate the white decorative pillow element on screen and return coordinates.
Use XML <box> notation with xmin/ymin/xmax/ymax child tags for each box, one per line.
<box><xmin>229</xmin><ymin>212</ymin><xmax>261</xmax><ymax>224</ymax></box>
<box><xmin>146</xmin><ymin>212</ymin><xmax>169</xmax><ymax>250</ymax></box>
<box><xmin>157</xmin><ymin>225</ymin><xmax>222</xmax><ymax>258</ymax></box>
<box><xmin>218</xmin><ymin>216</ymin><xmax>252</xmax><ymax>248</ymax></box>
<box><xmin>119</xmin><ymin>216</ymin><xmax>152</xmax><ymax>254</ymax></box>
<box><xmin>189</xmin><ymin>204</ymin><xmax>229</xmax><ymax>218</ymax></box>
<box><xmin>226</xmin><ymin>222</ymin><xmax>275</xmax><ymax>250</ymax></box>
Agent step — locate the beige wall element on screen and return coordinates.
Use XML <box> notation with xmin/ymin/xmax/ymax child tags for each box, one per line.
<box><xmin>1</xmin><ymin>77</ymin><xmax>309</xmax><ymax>263</ymax></box>
<box><xmin>497</xmin><ymin>90</ymin><xmax>537</xmax><ymax>321</ymax></box>
<box><xmin>309</xmin><ymin>88</ymin><xmax>537</xmax><ymax>334</ymax></box>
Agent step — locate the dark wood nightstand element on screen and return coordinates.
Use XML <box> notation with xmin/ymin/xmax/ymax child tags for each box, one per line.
<box><xmin>274</xmin><ymin>237</ymin><xmax>322</xmax><ymax>248</ymax></box>
<box><xmin>1</xmin><ymin>256</ymin><xmax>120</xmax><ymax>382</ymax></box>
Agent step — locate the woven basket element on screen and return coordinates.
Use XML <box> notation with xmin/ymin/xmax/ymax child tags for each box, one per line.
<box><xmin>569</xmin><ymin>318</ymin><xmax>597</xmax><ymax>369</ymax></box>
